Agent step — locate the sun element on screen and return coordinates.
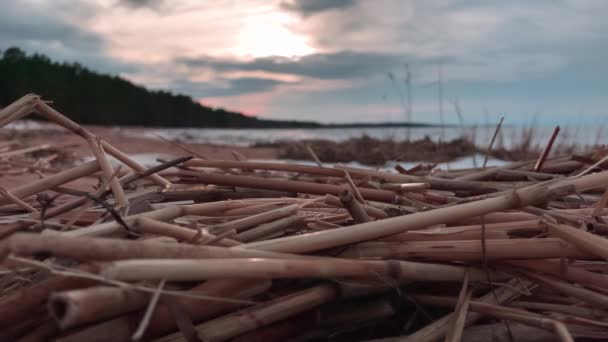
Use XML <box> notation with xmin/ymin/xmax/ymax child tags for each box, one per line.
<box><xmin>232</xmin><ymin>10</ymin><xmax>315</xmax><ymax>58</ymax></box>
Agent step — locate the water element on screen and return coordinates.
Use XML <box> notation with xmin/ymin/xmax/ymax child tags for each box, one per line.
<box><xmin>141</xmin><ymin>125</ymin><xmax>604</xmax><ymax>151</ymax></box>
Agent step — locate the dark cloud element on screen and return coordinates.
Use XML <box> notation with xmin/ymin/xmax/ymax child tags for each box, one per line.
<box><xmin>0</xmin><ymin>2</ymin><xmax>136</xmax><ymax>75</ymax></box>
<box><xmin>172</xmin><ymin>77</ymin><xmax>288</xmax><ymax>97</ymax></box>
<box><xmin>117</xmin><ymin>0</ymin><xmax>165</xmax><ymax>9</ymax></box>
<box><xmin>177</xmin><ymin>51</ymin><xmax>438</xmax><ymax>80</ymax></box>
<box><xmin>280</xmin><ymin>0</ymin><xmax>358</xmax><ymax>17</ymax></box>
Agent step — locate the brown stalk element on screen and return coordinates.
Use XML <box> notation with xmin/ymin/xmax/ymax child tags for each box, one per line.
<box><xmin>534</xmin><ymin>126</ymin><xmax>561</xmax><ymax>172</ymax></box>
<box><xmin>234</xmin><ymin>214</ymin><xmax>301</xmax><ymax>242</ymax></box>
<box><xmin>0</xmin><ymin>186</ymin><xmax>39</xmax><ymax>213</ymax></box>
<box><xmin>545</xmin><ymin>221</ymin><xmax>608</xmax><ymax>261</ymax></box>
<box><xmin>339</xmin><ymin>188</ymin><xmax>372</xmax><ymax>223</ymax></box>
<box><xmin>483</xmin><ymin>116</ymin><xmax>504</xmax><ymax>168</ymax></box>
<box><xmin>99</xmin><ymin>257</ymin><xmax>492</xmax><ymax>282</ymax></box>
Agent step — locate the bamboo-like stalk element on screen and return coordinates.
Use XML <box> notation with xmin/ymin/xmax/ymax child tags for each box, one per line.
<box><xmin>511</xmin><ymin>300</ymin><xmax>608</xmax><ymax>318</ymax></box>
<box><xmin>339</xmin><ymin>238</ymin><xmax>586</xmax><ymax>261</ymax></box>
<box><xmin>0</xmin><ymin>160</ymin><xmax>100</xmax><ymax>206</ymax></box>
<box><xmin>100</xmin><ymin>257</ymin><xmax>493</xmax><ymax>282</ymax></box>
<box><xmin>135</xmin><ymin>217</ymin><xmax>240</xmax><ymax>246</ymax></box>
<box><xmin>545</xmin><ymin>221</ymin><xmax>608</xmax><ymax>261</ymax></box>
<box><xmin>0</xmin><ymin>265</ymin><xmax>97</xmax><ymax>329</ymax></box>
<box><xmin>339</xmin><ymin>188</ymin><xmax>372</xmax><ymax>223</ymax></box>
<box><xmin>239</xmin><ymin>170</ymin><xmax>608</xmax><ymax>253</ymax></box>
<box><xmin>0</xmin><ymin>94</ymin><xmax>39</xmax><ymax>127</ymax></box>
<box><xmin>155</xmin><ymin>284</ymin><xmax>341</xmax><ymax>342</ymax></box>
<box><xmin>209</xmin><ymin>204</ymin><xmax>299</xmax><ymax>234</ymax></box>
<box><xmin>231</xmin><ymin>297</ymin><xmax>395</xmax><ymax>342</ymax></box>
<box><xmin>4</xmin><ymin>233</ymin><xmax>311</xmax><ymax>261</ymax></box>
<box><xmin>49</xmin><ymin>286</ymin><xmax>148</xmax><ymax>329</ymax></box>
<box><xmin>180</xmin><ymin>171</ymin><xmax>397</xmax><ymax>202</ymax></box>
<box><xmin>234</xmin><ymin>214</ymin><xmax>301</xmax><ymax>242</ymax></box>
<box><xmin>61</xmin><ymin>200</ymin><xmax>257</xmax><ymax>237</ymax></box>
<box><xmin>55</xmin><ymin>280</ymin><xmax>271</xmax><ymax>342</ymax></box>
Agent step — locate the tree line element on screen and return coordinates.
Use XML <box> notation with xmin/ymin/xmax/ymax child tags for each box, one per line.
<box><xmin>0</xmin><ymin>47</ymin><xmax>320</xmax><ymax>128</ymax></box>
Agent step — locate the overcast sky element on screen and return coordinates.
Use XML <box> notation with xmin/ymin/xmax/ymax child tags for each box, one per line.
<box><xmin>2</xmin><ymin>0</ymin><xmax>607</xmax><ymax>125</ymax></box>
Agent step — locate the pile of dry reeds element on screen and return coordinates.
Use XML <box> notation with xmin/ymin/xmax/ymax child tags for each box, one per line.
<box><xmin>2</xmin><ymin>94</ymin><xmax>608</xmax><ymax>341</ymax></box>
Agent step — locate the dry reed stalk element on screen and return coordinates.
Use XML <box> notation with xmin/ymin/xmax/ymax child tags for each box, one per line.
<box><xmin>234</xmin><ymin>214</ymin><xmax>301</xmax><ymax>242</ymax></box>
<box><xmin>222</xmin><ymin>202</ymin><xmax>287</xmax><ymax>216</ymax></box>
<box><xmin>33</xmin><ymin>100</ymin><xmax>170</xmax><ymax>187</ymax></box>
<box><xmin>325</xmin><ymin>194</ymin><xmax>388</xmax><ymax>219</ymax></box>
<box><xmin>496</xmin><ymin>168</ymin><xmax>564</xmax><ymax>181</ymax></box>
<box><xmin>415</xmin><ymin>296</ymin><xmax>573</xmax><ymax>342</ymax></box>
<box><xmin>49</xmin><ymin>286</ymin><xmax>149</xmax><ymax>329</ymax></box>
<box><xmin>306</xmin><ymin>144</ymin><xmax>323</xmax><ymax>167</ymax></box>
<box><xmin>4</xmin><ymin>233</ymin><xmax>309</xmax><ymax>261</ymax></box>
<box><xmin>99</xmin><ymin>257</ymin><xmax>491</xmax><ymax>282</ymax></box>
<box><xmin>0</xmin><ymin>186</ymin><xmax>39</xmax><ymax>213</ymax></box>
<box><xmin>381</xmin><ymin>229</ymin><xmax>509</xmax><ymax>242</ymax></box>
<box><xmin>241</xmin><ymin>170</ymin><xmax>608</xmax><ymax>254</ymax></box>
<box><xmin>505</xmin><ymin>259</ymin><xmax>608</xmax><ymax>290</ymax></box>
<box><xmin>0</xmin><ymin>144</ymin><xmax>53</xmax><ymax>158</ymax></box>
<box><xmin>0</xmin><ymin>160</ymin><xmax>101</xmax><ymax>206</ymax></box>
<box><xmin>398</xmin><ymin>279</ymin><xmax>533</xmax><ymax>342</ymax></box>
<box><xmin>379</xmin><ymin>182</ymin><xmax>429</xmax><ymax>192</ymax></box>
<box><xmin>339</xmin><ymin>188</ymin><xmax>372</xmax><ymax>223</ymax></box>
<box><xmin>545</xmin><ymin>221</ymin><xmax>608</xmax><ymax>261</ymax></box>
<box><xmin>511</xmin><ymin>301</ymin><xmax>608</xmax><ymax>318</ymax></box>
<box><xmin>0</xmin><ymin>265</ymin><xmax>98</xmax><ymax>329</ymax></box>
<box><xmin>457</xmin><ymin>323</ymin><xmax>556</xmax><ymax>342</ymax></box>
<box><xmin>61</xmin><ymin>200</ymin><xmax>257</xmax><ymax>237</ymax></box>
<box><xmin>483</xmin><ymin>116</ymin><xmax>504</xmax><ymax>168</ymax></box>
<box><xmin>445</xmin><ymin>269</ymin><xmax>471</xmax><ymax>342</ymax></box>
<box><xmin>155</xmin><ymin>284</ymin><xmax>341</xmax><ymax>342</ymax></box>
<box><xmin>534</xmin><ymin>126</ymin><xmax>561</xmax><ymax>172</ymax></box>
<box><xmin>134</xmin><ymin>217</ymin><xmax>239</xmax><ymax>246</ymax></box>
<box><xmin>0</xmin><ymin>95</ymin><xmax>39</xmax><ymax>128</ymax></box>
<box><xmin>55</xmin><ymin>280</ymin><xmax>271</xmax><ymax>342</ymax></box>
<box><xmin>339</xmin><ymin>238</ymin><xmax>585</xmax><ymax>261</ymax></box>
<box><xmin>592</xmin><ymin>186</ymin><xmax>608</xmax><ymax>216</ymax></box>
<box><xmin>209</xmin><ymin>203</ymin><xmax>299</xmax><ymax>234</ymax></box>
<box><xmin>231</xmin><ymin>297</ymin><xmax>395</xmax><ymax>342</ymax></box>
<box><xmin>520</xmin><ymin>270</ymin><xmax>608</xmax><ymax>310</ymax></box>
<box><xmin>181</xmin><ymin>171</ymin><xmax>397</xmax><ymax>202</ymax></box>
<box><xmin>86</xmin><ymin>137</ymin><xmax>129</xmax><ymax>208</ymax></box>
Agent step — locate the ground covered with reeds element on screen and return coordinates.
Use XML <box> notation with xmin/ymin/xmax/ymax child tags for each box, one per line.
<box><xmin>2</xmin><ymin>94</ymin><xmax>608</xmax><ymax>341</ymax></box>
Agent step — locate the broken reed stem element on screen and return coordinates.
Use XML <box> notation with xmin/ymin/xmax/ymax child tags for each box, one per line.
<box><xmin>180</xmin><ymin>171</ymin><xmax>397</xmax><ymax>202</ymax></box>
<box><xmin>0</xmin><ymin>160</ymin><xmax>101</xmax><ymax>207</ymax></box>
<box><xmin>132</xmin><ymin>279</ymin><xmax>166</xmax><ymax>340</ymax></box>
<box><xmin>234</xmin><ymin>215</ymin><xmax>301</xmax><ymax>242</ymax></box>
<box><xmin>534</xmin><ymin>125</ymin><xmax>560</xmax><ymax>172</ymax></box>
<box><xmin>241</xmin><ymin>169</ymin><xmax>608</xmax><ymax>253</ymax></box>
<box><xmin>483</xmin><ymin>116</ymin><xmax>504</xmax><ymax>168</ymax></box>
<box><xmin>339</xmin><ymin>188</ymin><xmax>372</xmax><ymax>223</ymax></box>
<box><xmin>445</xmin><ymin>269</ymin><xmax>471</xmax><ymax>342</ymax></box>
<box><xmin>545</xmin><ymin>221</ymin><xmax>608</xmax><ymax>261</ymax></box>
<box><xmin>135</xmin><ymin>217</ymin><xmax>239</xmax><ymax>246</ymax></box>
<box><xmin>343</xmin><ymin>169</ymin><xmax>366</xmax><ymax>204</ymax></box>
<box><xmin>0</xmin><ymin>186</ymin><xmax>39</xmax><ymax>213</ymax></box>
<box><xmin>86</xmin><ymin>136</ymin><xmax>128</xmax><ymax>209</ymax></box>
<box><xmin>209</xmin><ymin>203</ymin><xmax>299</xmax><ymax>234</ymax></box>
<box><xmin>306</xmin><ymin>144</ymin><xmax>323</xmax><ymax>167</ymax></box>
<box><xmin>33</xmin><ymin>100</ymin><xmax>170</xmax><ymax>187</ymax></box>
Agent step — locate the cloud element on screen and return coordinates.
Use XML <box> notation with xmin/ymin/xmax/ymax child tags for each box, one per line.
<box><xmin>117</xmin><ymin>0</ymin><xmax>165</xmax><ymax>10</ymax></box>
<box><xmin>177</xmin><ymin>51</ymin><xmax>420</xmax><ymax>80</ymax></box>
<box><xmin>280</xmin><ymin>0</ymin><xmax>358</xmax><ymax>17</ymax></box>
<box><xmin>172</xmin><ymin>77</ymin><xmax>289</xmax><ymax>98</ymax></box>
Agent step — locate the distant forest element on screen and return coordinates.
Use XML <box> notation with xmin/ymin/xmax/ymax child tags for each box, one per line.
<box><xmin>0</xmin><ymin>47</ymin><xmax>320</xmax><ymax>128</ymax></box>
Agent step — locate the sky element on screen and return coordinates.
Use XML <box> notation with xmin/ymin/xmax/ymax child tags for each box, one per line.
<box><xmin>1</xmin><ymin>0</ymin><xmax>608</xmax><ymax>125</ymax></box>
